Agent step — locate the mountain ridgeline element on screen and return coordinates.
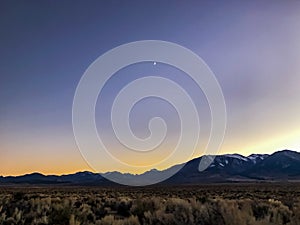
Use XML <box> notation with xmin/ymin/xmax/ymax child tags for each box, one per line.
<box><xmin>1</xmin><ymin>150</ymin><xmax>300</xmax><ymax>185</ymax></box>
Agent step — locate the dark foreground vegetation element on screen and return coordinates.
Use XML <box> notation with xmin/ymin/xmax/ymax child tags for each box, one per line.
<box><xmin>0</xmin><ymin>183</ymin><xmax>300</xmax><ymax>225</ymax></box>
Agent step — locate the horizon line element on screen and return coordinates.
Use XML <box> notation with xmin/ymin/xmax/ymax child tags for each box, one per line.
<box><xmin>2</xmin><ymin>148</ymin><xmax>298</xmax><ymax>178</ymax></box>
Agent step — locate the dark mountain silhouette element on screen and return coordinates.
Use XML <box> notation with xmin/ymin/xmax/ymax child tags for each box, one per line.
<box><xmin>1</xmin><ymin>150</ymin><xmax>300</xmax><ymax>185</ymax></box>
<box><xmin>243</xmin><ymin>150</ymin><xmax>300</xmax><ymax>180</ymax></box>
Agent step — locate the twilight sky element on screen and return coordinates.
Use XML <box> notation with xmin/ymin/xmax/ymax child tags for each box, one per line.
<box><xmin>1</xmin><ymin>1</ymin><xmax>300</xmax><ymax>175</ymax></box>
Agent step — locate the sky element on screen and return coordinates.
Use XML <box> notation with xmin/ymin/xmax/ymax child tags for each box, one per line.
<box><xmin>1</xmin><ymin>1</ymin><xmax>300</xmax><ymax>176</ymax></box>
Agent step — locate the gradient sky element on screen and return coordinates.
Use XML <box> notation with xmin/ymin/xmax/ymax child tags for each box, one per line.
<box><xmin>1</xmin><ymin>1</ymin><xmax>300</xmax><ymax>176</ymax></box>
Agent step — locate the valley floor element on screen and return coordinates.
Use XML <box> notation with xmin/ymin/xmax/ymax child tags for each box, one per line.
<box><xmin>0</xmin><ymin>183</ymin><xmax>300</xmax><ymax>225</ymax></box>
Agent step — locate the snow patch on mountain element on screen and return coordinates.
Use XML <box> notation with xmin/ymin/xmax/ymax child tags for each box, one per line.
<box><xmin>247</xmin><ymin>154</ymin><xmax>269</xmax><ymax>163</ymax></box>
<box><xmin>224</xmin><ymin>154</ymin><xmax>249</xmax><ymax>161</ymax></box>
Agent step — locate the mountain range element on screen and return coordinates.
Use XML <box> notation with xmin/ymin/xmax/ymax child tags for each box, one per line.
<box><xmin>1</xmin><ymin>149</ymin><xmax>300</xmax><ymax>185</ymax></box>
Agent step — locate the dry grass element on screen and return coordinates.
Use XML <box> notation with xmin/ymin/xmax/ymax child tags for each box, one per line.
<box><xmin>0</xmin><ymin>183</ymin><xmax>299</xmax><ymax>225</ymax></box>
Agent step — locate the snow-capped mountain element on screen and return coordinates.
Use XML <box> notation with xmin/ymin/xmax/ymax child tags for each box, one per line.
<box><xmin>1</xmin><ymin>150</ymin><xmax>300</xmax><ymax>185</ymax></box>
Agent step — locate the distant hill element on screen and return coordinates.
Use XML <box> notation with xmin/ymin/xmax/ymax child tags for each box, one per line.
<box><xmin>1</xmin><ymin>150</ymin><xmax>300</xmax><ymax>185</ymax></box>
